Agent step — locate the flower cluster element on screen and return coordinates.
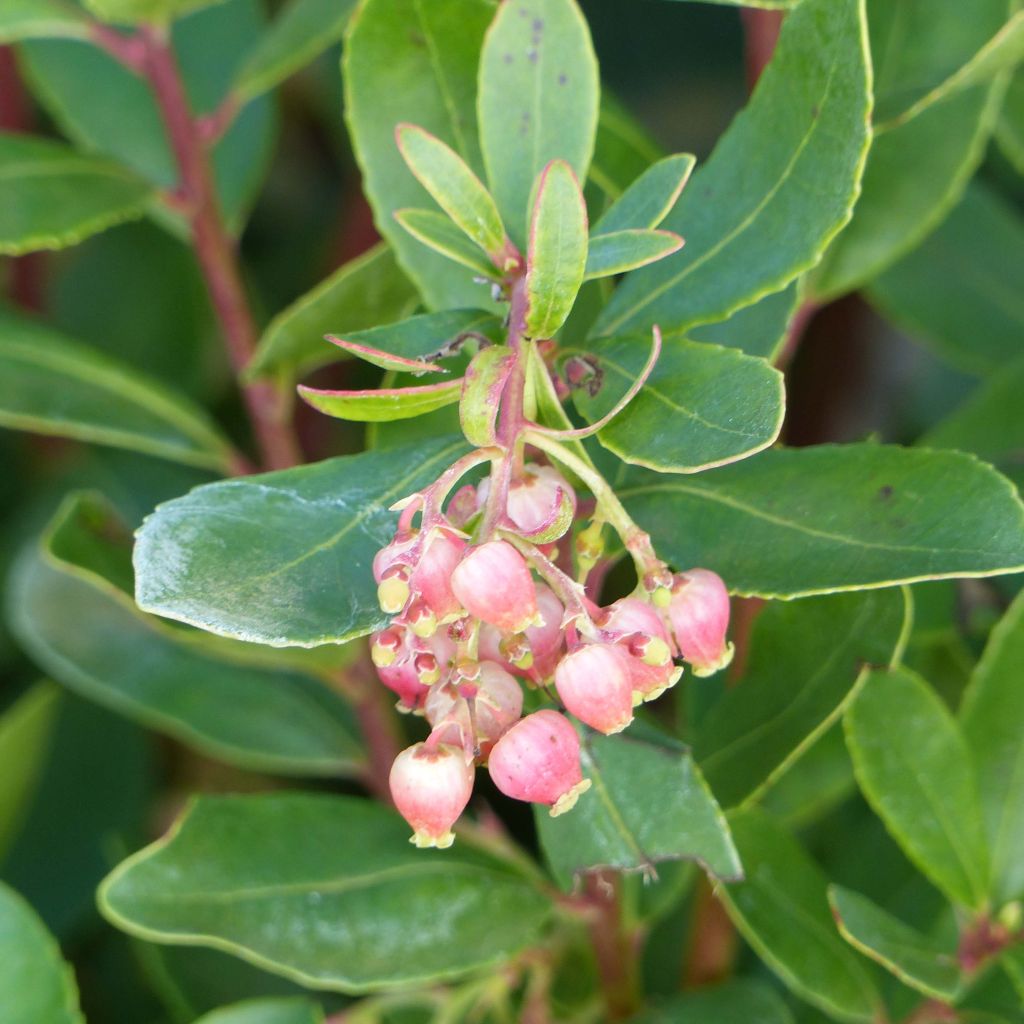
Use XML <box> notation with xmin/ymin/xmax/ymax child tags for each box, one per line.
<box><xmin>373</xmin><ymin>457</ymin><xmax>733</xmax><ymax>849</ymax></box>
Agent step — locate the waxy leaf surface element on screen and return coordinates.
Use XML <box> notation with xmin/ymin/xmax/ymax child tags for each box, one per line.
<box><xmin>687</xmin><ymin>282</ymin><xmax>799</xmax><ymax>360</ymax></box>
<box><xmin>583</xmin><ymin>229</ymin><xmax>683</xmax><ymax>280</ymax></box>
<box><xmin>627</xmin><ymin>980</ymin><xmax>795</xmax><ymax>1024</ymax></box>
<box><xmin>996</xmin><ymin>68</ymin><xmax>1024</xmax><ymax>172</ymax></box>
<box><xmin>299</xmin><ymin>379</ymin><xmax>462</xmax><ymax>423</ymax></box>
<box><xmin>0</xmin><ymin>0</ymin><xmax>89</xmax><ymax>43</ymax></box>
<box><xmin>591</xmin><ymin>153</ymin><xmax>694</xmax><ymax>235</ymax></box>
<box><xmin>194</xmin><ymin>999</ymin><xmax>323</xmax><ymax>1024</ymax></box>
<box><xmin>395</xmin><ymin>208</ymin><xmax>499</xmax><ymax>278</ymax></box>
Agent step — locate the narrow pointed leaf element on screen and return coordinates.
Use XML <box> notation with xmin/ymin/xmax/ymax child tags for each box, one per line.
<box><xmin>0</xmin><ymin>0</ymin><xmax>89</xmax><ymax>43</ymax></box>
<box><xmin>535</xmin><ymin>730</ymin><xmax>741</xmax><ymax>889</ymax></box>
<box><xmin>688</xmin><ymin>282</ymin><xmax>799</xmax><ymax>360</ymax></box>
<box><xmin>478</xmin><ymin>0</ymin><xmax>599</xmax><ymax>245</ymax></box>
<box><xmin>460</xmin><ymin>345</ymin><xmax>514</xmax><ymax>446</ymax></box>
<box><xmin>134</xmin><ymin>437</ymin><xmax>470</xmax><ymax>646</ymax></box>
<box><xmin>584</xmin><ymin>229</ymin><xmax>683</xmax><ymax>280</ymax></box>
<box><xmin>395</xmin><ymin>208</ymin><xmax>499</xmax><ymax>278</ymax></box>
<box><xmin>299</xmin><ymin>378</ymin><xmax>462</xmax><ymax>423</ymax></box>
<box><xmin>98</xmin><ymin>794</ymin><xmax>553</xmax><ymax>992</ymax></box>
<box><xmin>619</xmin><ymin>444</ymin><xmax>1024</xmax><ymax>598</ymax></box>
<box><xmin>592</xmin><ymin>153</ymin><xmax>695</xmax><ymax>234</ymax></box>
<box><xmin>589</xmin><ymin>93</ymin><xmax>661</xmax><ymax>201</ymax></box>
<box><xmin>524</xmin><ymin>161</ymin><xmax>588</xmax><ymax>339</ymax></box>
<box><xmin>828</xmin><ymin>885</ymin><xmax>962</xmax><ymax>1001</ymax></box>
<box><xmin>194</xmin><ymin>999</ymin><xmax>322</xmax><ymax>1024</ymax></box>
<box><xmin>845</xmin><ymin>667</ymin><xmax>990</xmax><ymax>909</ymax></box>
<box><xmin>324</xmin><ymin>336</ymin><xmax>446</xmax><ymax>376</ymax></box>
<box><xmin>82</xmin><ymin>0</ymin><xmax>224</xmax><ymax>22</ymax></box>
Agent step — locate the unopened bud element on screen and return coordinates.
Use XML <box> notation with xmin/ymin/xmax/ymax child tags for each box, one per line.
<box><xmin>373</xmin><ymin>532</ymin><xmax>417</xmax><ymax>584</ymax></box>
<box><xmin>377</xmin><ymin>565</ymin><xmax>411</xmax><ymax>614</ymax></box>
<box><xmin>411</xmin><ymin>527</ymin><xmax>466</xmax><ymax>622</ymax></box>
<box><xmin>389</xmin><ymin>742</ymin><xmax>474</xmax><ymax>848</ymax></box>
<box><xmin>668</xmin><ymin>569</ymin><xmax>733</xmax><ymax>677</ymax></box>
<box><xmin>414</xmin><ymin>653</ymin><xmax>441</xmax><ymax>685</ymax></box>
<box><xmin>506</xmin><ymin>464</ymin><xmax>577</xmax><ymax>541</ymax></box>
<box><xmin>555</xmin><ymin>643</ymin><xmax>635</xmax><ymax>735</ymax></box>
<box><xmin>451</xmin><ymin>540</ymin><xmax>539</xmax><ymax>635</ymax></box>
<box><xmin>474</xmin><ymin>662</ymin><xmax>524</xmax><ymax>748</ymax></box>
<box><xmin>405</xmin><ymin>598</ymin><xmax>437</xmax><ymax>639</ymax></box>
<box><xmin>488</xmin><ymin>710</ymin><xmax>591</xmax><ymax>816</ymax></box>
<box><xmin>370</xmin><ymin>627</ymin><xmax>403</xmax><ymax>668</ymax></box>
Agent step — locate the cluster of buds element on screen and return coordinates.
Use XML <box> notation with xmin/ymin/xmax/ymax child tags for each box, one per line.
<box><xmin>374</xmin><ymin>456</ymin><xmax>733</xmax><ymax>849</ymax></box>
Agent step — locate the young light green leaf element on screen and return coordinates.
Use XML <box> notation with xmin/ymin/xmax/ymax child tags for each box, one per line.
<box><xmin>99</xmin><ymin>794</ymin><xmax>553</xmax><ymax>992</ymax></box>
<box><xmin>477</xmin><ymin>0</ymin><xmax>599</xmax><ymax>246</ymax></box>
<box><xmin>535</xmin><ymin>730</ymin><xmax>741</xmax><ymax>890</ymax></box>
<box><xmin>0</xmin><ymin>0</ymin><xmax>89</xmax><ymax>43</ymax></box>
<box><xmin>134</xmin><ymin>437</ymin><xmax>470</xmax><ymax>646</ymax></box>
<box><xmin>828</xmin><ymin>885</ymin><xmax>962</xmax><ymax>1001</ymax></box>
<box><xmin>395</xmin><ymin>123</ymin><xmax>512</xmax><ymax>267</ymax></box>
<box><xmin>627</xmin><ymin>979</ymin><xmax>795</xmax><ymax>1024</ymax></box>
<box><xmin>395</xmin><ymin>208</ymin><xmax>499</xmax><ymax>278</ymax></box>
<box><xmin>618</xmin><ymin>444</ymin><xmax>1024</xmax><ymax>598</ymax></box>
<box><xmin>524</xmin><ymin>160</ymin><xmax>588</xmax><ymax>339</ymax></box>
<box><xmin>695</xmin><ymin>588</ymin><xmax>908</xmax><ymax>809</ymax></box>
<box><xmin>583</xmin><ymin>229</ymin><xmax>683</xmax><ymax>280</ymax></box>
<box><xmin>0</xmin><ymin>308</ymin><xmax>236</xmax><ymax>471</ymax></box>
<box><xmin>595</xmin><ymin>0</ymin><xmax>871</xmax><ymax>336</ymax></box>
<box><xmin>592</xmin><ymin>153</ymin><xmax>695</xmax><ymax>234</ymax></box>
<box><xmin>460</xmin><ymin>345</ymin><xmax>514</xmax><ymax>446</ymax></box>
<box><xmin>298</xmin><ymin>379</ymin><xmax>462</xmax><ymax>423</ymax></box>
<box><xmin>233</xmin><ymin>0</ymin><xmax>356</xmax><ymax>102</ymax></box>
<box><xmin>995</xmin><ymin>68</ymin><xmax>1024</xmax><ymax>173</ymax></box>
<box><xmin>82</xmin><ymin>0</ymin><xmax>225</xmax><ymax>22</ymax></box>
<box><xmin>0</xmin><ymin>882</ymin><xmax>83</xmax><ymax>1024</ymax></box>
<box><xmin>194</xmin><ymin>998</ymin><xmax>323</xmax><ymax>1024</ymax></box>
<box><xmin>687</xmin><ymin>281</ymin><xmax>799</xmax><ymax>360</ymax></box>
<box><xmin>0</xmin><ymin>132</ymin><xmax>151</xmax><ymax>254</ymax></box>
<box><xmin>344</xmin><ymin>0</ymin><xmax>495</xmax><ymax>310</ymax></box>
<box><xmin>866</xmin><ymin>183</ymin><xmax>1024</xmax><ymax>378</ymax></box>
<box><xmin>563</xmin><ymin>334</ymin><xmax>784</xmax><ymax>473</ymax></box>
<box><xmin>845</xmin><ymin>667</ymin><xmax>990</xmax><ymax>909</ymax></box>
<box><xmin>247</xmin><ymin>243</ymin><xmax>419</xmax><ymax>381</ymax></box>
<box><xmin>719</xmin><ymin>809</ymin><xmax>881</xmax><ymax>1022</ymax></box>
<box><xmin>961</xmin><ymin>591</ymin><xmax>1024</xmax><ymax>903</ymax></box>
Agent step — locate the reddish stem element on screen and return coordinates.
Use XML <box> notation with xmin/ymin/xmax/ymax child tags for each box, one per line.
<box><xmin>584</xmin><ymin>873</ymin><xmax>641</xmax><ymax>1020</ymax></box>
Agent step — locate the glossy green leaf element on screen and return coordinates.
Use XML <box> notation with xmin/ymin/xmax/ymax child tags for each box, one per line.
<box><xmin>395</xmin><ymin>208</ymin><xmax>499</xmax><ymax>278</ymax></box>
<box><xmin>961</xmin><ymin>591</ymin><xmax>1024</xmax><ymax>903</ymax></box>
<box><xmin>588</xmin><ymin>93</ymin><xmax>661</xmax><ymax>202</ymax></box>
<box><xmin>535</xmin><ymin>730</ymin><xmax>741</xmax><ymax>889</ymax></box>
<box><xmin>99</xmin><ymin>794</ymin><xmax>553</xmax><ymax>992</ymax></box>
<box><xmin>477</xmin><ymin>0</ymin><xmax>599</xmax><ymax>246</ymax></box>
<box><xmin>866</xmin><ymin>183</ymin><xmax>1024</xmax><ymax>377</ymax></box>
<box><xmin>134</xmin><ymin>436</ymin><xmax>469</xmax><ymax>646</ymax></box>
<box><xmin>828</xmin><ymin>885</ymin><xmax>962</xmax><ymax>1001</ymax></box>
<box><xmin>719</xmin><ymin>809</ymin><xmax>881</xmax><ymax>1022</ymax></box>
<box><xmin>687</xmin><ymin>282</ymin><xmax>799</xmax><ymax>360</ymax></box>
<box><xmin>0</xmin><ymin>132</ymin><xmax>151</xmax><ymax>255</ymax></box>
<box><xmin>0</xmin><ymin>0</ymin><xmax>89</xmax><ymax>43</ymax></box>
<box><xmin>662</xmin><ymin>0</ymin><xmax>798</xmax><ymax>6</ymax></box>
<box><xmin>247</xmin><ymin>243</ymin><xmax>419</xmax><ymax>381</ymax></box>
<box><xmin>695</xmin><ymin>588</ymin><xmax>907</xmax><ymax>809</ymax></box>
<box><xmin>83</xmin><ymin>0</ymin><xmax>225</xmax><ymax>22</ymax></box>
<box><xmin>524</xmin><ymin>160</ymin><xmax>589</xmax><ymax>339</ymax></box>
<box><xmin>584</xmin><ymin>229</ymin><xmax>683</xmax><ymax>281</ymax></box>
<box><xmin>0</xmin><ymin>881</ymin><xmax>83</xmax><ymax>1024</ymax></box>
<box><xmin>195</xmin><ymin>998</ymin><xmax>323</xmax><ymax>1024</ymax></box>
<box><xmin>0</xmin><ymin>307</ymin><xmax>235</xmax><ymax>471</ymax></box>
<box><xmin>592</xmin><ymin>153</ymin><xmax>694</xmax><ymax>235</ymax></box>
<box><xmin>811</xmin><ymin>0</ymin><xmax>1010</xmax><ymax>299</ymax></box>
<box><xmin>233</xmin><ymin>0</ymin><xmax>356</xmax><ymax>102</ymax></box>
<box><xmin>995</xmin><ymin>68</ymin><xmax>1024</xmax><ymax>172</ymax></box>
<box><xmin>618</xmin><ymin>444</ymin><xmax>1024</xmax><ymax>598</ymax></box>
<box><xmin>564</xmin><ymin>334</ymin><xmax>784</xmax><ymax>473</ymax></box>
<box><xmin>299</xmin><ymin>378</ymin><xmax>462</xmax><ymax>423</ymax></box>
<box><xmin>845</xmin><ymin>667</ymin><xmax>990</xmax><ymax>909</ymax></box>
<box><xmin>344</xmin><ymin>0</ymin><xmax>495</xmax><ymax>310</ymax></box>
<box><xmin>0</xmin><ymin>684</ymin><xmax>59</xmax><ymax>862</ymax></box>
<box><xmin>627</xmin><ymin>979</ymin><xmax>795</xmax><ymax>1024</ymax></box>
<box><xmin>595</xmin><ymin>0</ymin><xmax>870</xmax><ymax>336</ymax></box>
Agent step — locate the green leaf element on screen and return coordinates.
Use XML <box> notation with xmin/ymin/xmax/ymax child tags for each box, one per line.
<box><xmin>584</xmin><ymin>229</ymin><xmax>683</xmax><ymax>280</ymax></box>
<box><xmin>828</xmin><ymin>885</ymin><xmax>962</xmax><ymax>1001</ymax></box>
<box><xmin>343</xmin><ymin>0</ymin><xmax>495</xmax><ymax>310</ymax></box>
<box><xmin>477</xmin><ymin>0</ymin><xmax>599</xmax><ymax>246</ymax></box>
<box><xmin>8</xmin><ymin>496</ymin><xmax>364</xmax><ymax>777</ymax></box>
<box><xmin>523</xmin><ymin>160</ymin><xmax>588</xmax><ymax>341</ymax></box>
<box><xmin>233</xmin><ymin>0</ymin><xmax>356</xmax><ymax>103</ymax></box>
<box><xmin>299</xmin><ymin>378</ymin><xmax>462</xmax><ymax>423</ymax></box>
<box><xmin>395</xmin><ymin>208</ymin><xmax>499</xmax><ymax>278</ymax></box>
<box><xmin>194</xmin><ymin>998</ymin><xmax>323</xmax><ymax>1024</ymax></box>
<box><xmin>845</xmin><ymin>667</ymin><xmax>990</xmax><ymax>909</ymax></box>
<box><xmin>0</xmin><ymin>132</ymin><xmax>151</xmax><ymax>254</ymax></box>
<box><xmin>995</xmin><ymin>68</ymin><xmax>1024</xmax><ymax>173</ymax></box>
<box><xmin>134</xmin><ymin>436</ymin><xmax>469</xmax><ymax>646</ymax></box>
<box><xmin>0</xmin><ymin>307</ymin><xmax>236</xmax><ymax>471</ymax></box>
<box><xmin>0</xmin><ymin>684</ymin><xmax>59</xmax><ymax>863</ymax></box>
<box><xmin>592</xmin><ymin>153</ymin><xmax>694</xmax><ymax>235</ymax></box>
<box><xmin>460</xmin><ymin>344</ymin><xmax>513</xmax><ymax>446</ymax></box>
<box><xmin>719</xmin><ymin>809</ymin><xmax>881</xmax><ymax>1022</ymax></box>
<box><xmin>961</xmin><ymin>591</ymin><xmax>1024</xmax><ymax>903</ymax></box>
<box><xmin>618</xmin><ymin>444</ymin><xmax>1024</xmax><ymax>598</ymax></box>
<box><xmin>535</xmin><ymin>730</ymin><xmax>742</xmax><ymax>889</ymax></box>
<box><xmin>246</xmin><ymin>243</ymin><xmax>419</xmax><ymax>381</ymax></box>
<box><xmin>687</xmin><ymin>282</ymin><xmax>799</xmax><ymax>361</ymax></box>
<box><xmin>83</xmin><ymin>0</ymin><xmax>225</xmax><ymax>23</ymax></box>
<box><xmin>588</xmin><ymin>93</ymin><xmax>661</xmax><ymax>202</ymax></box>
<box><xmin>0</xmin><ymin>0</ymin><xmax>89</xmax><ymax>43</ymax></box>
<box><xmin>627</xmin><ymin>979</ymin><xmax>795</xmax><ymax>1024</ymax></box>
<box><xmin>563</xmin><ymin>335</ymin><xmax>784</xmax><ymax>473</ymax></box>
<box><xmin>0</xmin><ymin>880</ymin><xmax>83</xmax><ymax>1024</ymax></box>
<box><xmin>99</xmin><ymin>794</ymin><xmax>553</xmax><ymax>992</ymax></box>
<box><xmin>594</xmin><ymin>0</ymin><xmax>871</xmax><ymax>336</ymax></box>
<box><xmin>695</xmin><ymin>588</ymin><xmax>908</xmax><ymax>809</ymax></box>
<box><xmin>661</xmin><ymin>0</ymin><xmax>798</xmax><ymax>7</ymax></box>
<box><xmin>810</xmin><ymin>0</ymin><xmax>1010</xmax><ymax>299</ymax></box>
<box><xmin>866</xmin><ymin>183</ymin><xmax>1024</xmax><ymax>378</ymax></box>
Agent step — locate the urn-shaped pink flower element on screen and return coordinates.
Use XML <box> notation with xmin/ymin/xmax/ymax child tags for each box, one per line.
<box><xmin>554</xmin><ymin>643</ymin><xmax>635</xmax><ymax>734</ymax></box>
<box><xmin>473</xmin><ymin>661</ymin><xmax>524</xmax><ymax>749</ymax></box>
<box><xmin>450</xmin><ymin>540</ymin><xmax>538</xmax><ymax>634</ymax></box>
<box><xmin>667</xmin><ymin>568</ymin><xmax>733</xmax><ymax>676</ymax></box>
<box><xmin>479</xmin><ymin>583</ymin><xmax>565</xmax><ymax>679</ymax></box>
<box><xmin>506</xmin><ymin>464</ymin><xmax>577</xmax><ymax>540</ymax></box>
<box><xmin>389</xmin><ymin>741</ymin><xmax>474</xmax><ymax>848</ymax></box>
<box><xmin>488</xmin><ymin>710</ymin><xmax>591</xmax><ymax>815</ymax></box>
<box><xmin>410</xmin><ymin>527</ymin><xmax>466</xmax><ymax>621</ymax></box>
<box><xmin>602</xmin><ymin>596</ymin><xmax>678</xmax><ymax>701</ymax></box>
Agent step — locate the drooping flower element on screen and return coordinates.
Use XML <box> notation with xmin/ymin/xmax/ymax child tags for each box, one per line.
<box><xmin>666</xmin><ymin>568</ymin><xmax>733</xmax><ymax>676</ymax></box>
<box><xmin>389</xmin><ymin>741</ymin><xmax>474</xmax><ymax>848</ymax></box>
<box><xmin>450</xmin><ymin>540</ymin><xmax>538</xmax><ymax>634</ymax></box>
<box><xmin>554</xmin><ymin>642</ymin><xmax>635</xmax><ymax>734</ymax></box>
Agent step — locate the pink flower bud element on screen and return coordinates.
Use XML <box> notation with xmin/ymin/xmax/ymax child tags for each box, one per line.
<box><xmin>667</xmin><ymin>568</ymin><xmax>733</xmax><ymax>676</ymax></box>
<box><xmin>370</xmin><ymin>626</ymin><xmax>403</xmax><ymax>668</ymax></box>
<box><xmin>602</xmin><ymin>596</ymin><xmax>670</xmax><ymax>645</ymax></box>
<box><xmin>376</xmin><ymin>658</ymin><xmax>430</xmax><ymax>713</ymax></box>
<box><xmin>479</xmin><ymin>583</ymin><xmax>565</xmax><ymax>680</ymax></box>
<box><xmin>480</xmin><ymin>464</ymin><xmax>576</xmax><ymax>541</ymax></box>
<box><xmin>389</xmin><ymin>742</ymin><xmax>474</xmax><ymax>848</ymax></box>
<box><xmin>488</xmin><ymin>710</ymin><xmax>591</xmax><ymax>816</ymax></box>
<box><xmin>375</xmin><ymin>630</ymin><xmax>454</xmax><ymax>712</ymax></box>
<box><xmin>451</xmin><ymin>540</ymin><xmax>538</xmax><ymax>635</ymax></box>
<box><xmin>377</xmin><ymin>564</ymin><xmax>410</xmax><ymax>615</ymax></box>
<box><xmin>403</xmin><ymin>597</ymin><xmax>437</xmax><ymax>638</ymax></box>
<box><xmin>410</xmin><ymin>527</ymin><xmax>465</xmax><ymax>621</ymax></box>
<box><xmin>373</xmin><ymin>532</ymin><xmax>417</xmax><ymax>584</ymax></box>
<box><xmin>473</xmin><ymin>662</ymin><xmax>523</xmax><ymax>748</ymax></box>
<box><xmin>554</xmin><ymin>643</ymin><xmax>635</xmax><ymax>735</ymax></box>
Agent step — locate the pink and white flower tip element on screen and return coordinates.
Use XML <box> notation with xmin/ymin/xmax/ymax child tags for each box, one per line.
<box><xmin>450</xmin><ymin>539</ymin><xmax>539</xmax><ymax>635</ymax></box>
<box><xmin>389</xmin><ymin>741</ymin><xmax>474</xmax><ymax>849</ymax></box>
<box><xmin>554</xmin><ymin>642</ymin><xmax>635</xmax><ymax>735</ymax></box>
<box><xmin>667</xmin><ymin>568</ymin><xmax>734</xmax><ymax>677</ymax></box>
<box><xmin>488</xmin><ymin>710</ymin><xmax>591</xmax><ymax>817</ymax></box>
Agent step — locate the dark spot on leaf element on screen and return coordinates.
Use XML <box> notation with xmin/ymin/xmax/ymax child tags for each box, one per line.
<box><xmin>532</xmin><ymin>17</ymin><xmax>544</xmax><ymax>31</ymax></box>
<box><xmin>811</xmin><ymin>104</ymin><xmax>820</xmax><ymax>118</ymax></box>
<box><xmin>408</xmin><ymin>30</ymin><xmax>425</xmax><ymax>48</ymax></box>
<box><xmin>878</xmin><ymin>485</ymin><xmax>893</xmax><ymax>500</ymax></box>
<box><xmin>527</xmin><ymin>47</ymin><xmax>538</xmax><ymax>63</ymax></box>
<box><xmin>565</xmin><ymin>356</ymin><xmax>604</xmax><ymax>398</ymax></box>
<box><xmin>504</xmin><ymin>52</ymin><xmax>514</xmax><ymax>64</ymax></box>
<box><xmin>558</xmin><ymin>73</ymin><xmax>567</xmax><ymax>86</ymax></box>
